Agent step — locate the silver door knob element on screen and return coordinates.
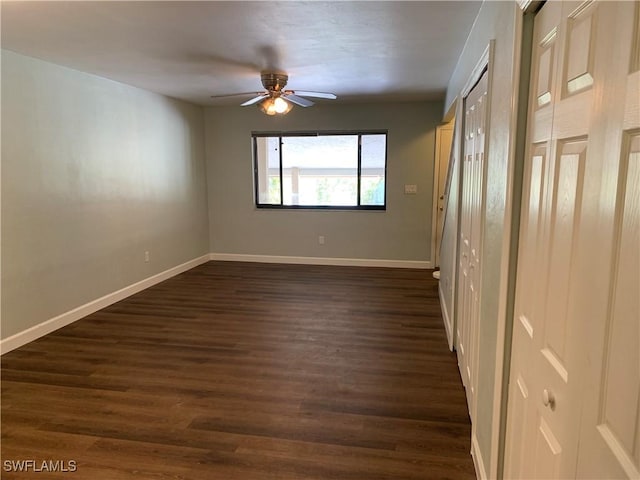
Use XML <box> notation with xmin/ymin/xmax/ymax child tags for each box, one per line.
<box><xmin>542</xmin><ymin>389</ymin><xmax>555</xmax><ymax>409</ymax></box>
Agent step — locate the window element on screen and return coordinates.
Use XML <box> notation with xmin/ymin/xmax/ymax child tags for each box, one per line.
<box><xmin>253</xmin><ymin>131</ymin><xmax>387</xmax><ymax>209</ymax></box>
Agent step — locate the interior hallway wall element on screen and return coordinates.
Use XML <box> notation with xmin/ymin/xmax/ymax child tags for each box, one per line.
<box><xmin>442</xmin><ymin>1</ymin><xmax>522</xmax><ymax>477</ymax></box>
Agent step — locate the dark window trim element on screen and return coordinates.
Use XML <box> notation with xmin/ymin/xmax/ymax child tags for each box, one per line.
<box><xmin>252</xmin><ymin>130</ymin><xmax>388</xmax><ymax>211</ymax></box>
<box><xmin>252</xmin><ymin>129</ymin><xmax>388</xmax><ymax>137</ymax></box>
<box><xmin>278</xmin><ymin>136</ymin><xmax>284</xmax><ymax>206</ymax></box>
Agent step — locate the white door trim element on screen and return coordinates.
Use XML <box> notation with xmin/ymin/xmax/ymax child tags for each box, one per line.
<box><xmin>461</xmin><ymin>43</ymin><xmax>493</xmax><ymax>98</ymax></box>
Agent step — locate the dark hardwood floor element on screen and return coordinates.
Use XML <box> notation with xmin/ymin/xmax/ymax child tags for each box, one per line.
<box><xmin>1</xmin><ymin>261</ymin><xmax>474</xmax><ymax>479</ymax></box>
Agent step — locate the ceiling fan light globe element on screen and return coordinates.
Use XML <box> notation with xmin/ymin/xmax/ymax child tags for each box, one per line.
<box><xmin>273</xmin><ymin>97</ymin><xmax>290</xmax><ymax>113</ymax></box>
<box><xmin>258</xmin><ymin>98</ymin><xmax>275</xmax><ymax>115</ymax></box>
<box><xmin>258</xmin><ymin>96</ymin><xmax>292</xmax><ymax>115</ymax></box>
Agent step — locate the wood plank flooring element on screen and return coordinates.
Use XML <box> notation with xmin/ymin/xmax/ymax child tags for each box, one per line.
<box><xmin>1</xmin><ymin>261</ymin><xmax>475</xmax><ymax>479</ymax></box>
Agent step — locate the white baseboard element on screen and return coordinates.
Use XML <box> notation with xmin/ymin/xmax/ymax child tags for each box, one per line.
<box><xmin>2</xmin><ymin>252</ymin><xmax>430</xmax><ymax>355</ymax></box>
<box><xmin>0</xmin><ymin>254</ymin><xmax>210</xmax><ymax>355</ymax></box>
<box><xmin>209</xmin><ymin>253</ymin><xmax>432</xmax><ymax>269</ymax></box>
<box><xmin>471</xmin><ymin>434</ymin><xmax>488</xmax><ymax>480</ymax></box>
<box><xmin>438</xmin><ymin>282</ymin><xmax>454</xmax><ymax>352</ymax></box>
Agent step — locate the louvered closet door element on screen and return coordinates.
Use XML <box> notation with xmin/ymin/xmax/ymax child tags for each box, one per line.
<box><xmin>456</xmin><ymin>70</ymin><xmax>487</xmax><ymax>417</ymax></box>
<box><xmin>505</xmin><ymin>1</ymin><xmax>639</xmax><ymax>478</ymax></box>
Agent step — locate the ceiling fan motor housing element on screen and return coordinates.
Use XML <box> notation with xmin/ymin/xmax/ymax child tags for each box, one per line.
<box><xmin>261</xmin><ymin>73</ymin><xmax>288</xmax><ymax>92</ymax></box>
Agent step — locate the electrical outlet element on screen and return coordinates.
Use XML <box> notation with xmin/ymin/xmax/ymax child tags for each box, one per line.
<box><xmin>404</xmin><ymin>184</ymin><xmax>418</xmax><ymax>194</ymax></box>
<box><xmin>318</xmin><ymin>235</ymin><xmax>325</xmax><ymax>245</ymax></box>
<box><xmin>144</xmin><ymin>251</ymin><xmax>150</xmax><ymax>262</ymax></box>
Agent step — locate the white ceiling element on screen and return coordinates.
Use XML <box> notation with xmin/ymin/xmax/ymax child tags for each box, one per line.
<box><xmin>1</xmin><ymin>1</ymin><xmax>482</xmax><ymax>106</ymax></box>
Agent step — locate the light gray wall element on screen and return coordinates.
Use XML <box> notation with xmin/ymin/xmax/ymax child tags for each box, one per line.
<box><xmin>205</xmin><ymin>102</ymin><xmax>442</xmax><ymax>263</ymax></box>
<box><xmin>443</xmin><ymin>1</ymin><xmax>521</xmax><ymax>476</ymax></box>
<box><xmin>1</xmin><ymin>50</ymin><xmax>210</xmax><ymax>340</ymax></box>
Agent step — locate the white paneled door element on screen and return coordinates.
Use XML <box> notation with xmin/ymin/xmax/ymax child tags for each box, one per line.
<box><xmin>456</xmin><ymin>70</ymin><xmax>488</xmax><ymax>419</ymax></box>
<box><xmin>505</xmin><ymin>1</ymin><xmax>639</xmax><ymax>478</ymax></box>
<box><xmin>433</xmin><ymin>121</ymin><xmax>454</xmax><ymax>268</ymax></box>
<box><xmin>575</xmin><ymin>1</ymin><xmax>640</xmax><ymax>477</ymax></box>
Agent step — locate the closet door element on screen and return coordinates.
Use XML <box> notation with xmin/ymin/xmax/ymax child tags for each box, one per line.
<box><xmin>456</xmin><ymin>70</ymin><xmax>488</xmax><ymax>417</ymax></box>
<box><xmin>505</xmin><ymin>1</ymin><xmax>639</xmax><ymax>478</ymax></box>
<box><xmin>575</xmin><ymin>2</ymin><xmax>640</xmax><ymax>477</ymax></box>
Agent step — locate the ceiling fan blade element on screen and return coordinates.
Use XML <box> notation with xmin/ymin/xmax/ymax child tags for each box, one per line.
<box><xmin>282</xmin><ymin>93</ymin><xmax>314</xmax><ymax>107</ymax></box>
<box><xmin>210</xmin><ymin>91</ymin><xmax>264</xmax><ymax>99</ymax></box>
<box><xmin>240</xmin><ymin>94</ymin><xmax>270</xmax><ymax>106</ymax></box>
<box><xmin>289</xmin><ymin>90</ymin><xmax>337</xmax><ymax>100</ymax></box>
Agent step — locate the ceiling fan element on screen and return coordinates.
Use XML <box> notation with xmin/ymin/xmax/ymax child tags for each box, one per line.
<box><xmin>211</xmin><ymin>72</ymin><xmax>337</xmax><ymax>115</ymax></box>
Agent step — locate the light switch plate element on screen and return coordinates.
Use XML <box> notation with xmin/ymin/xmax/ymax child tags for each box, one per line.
<box><xmin>404</xmin><ymin>184</ymin><xmax>418</xmax><ymax>194</ymax></box>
